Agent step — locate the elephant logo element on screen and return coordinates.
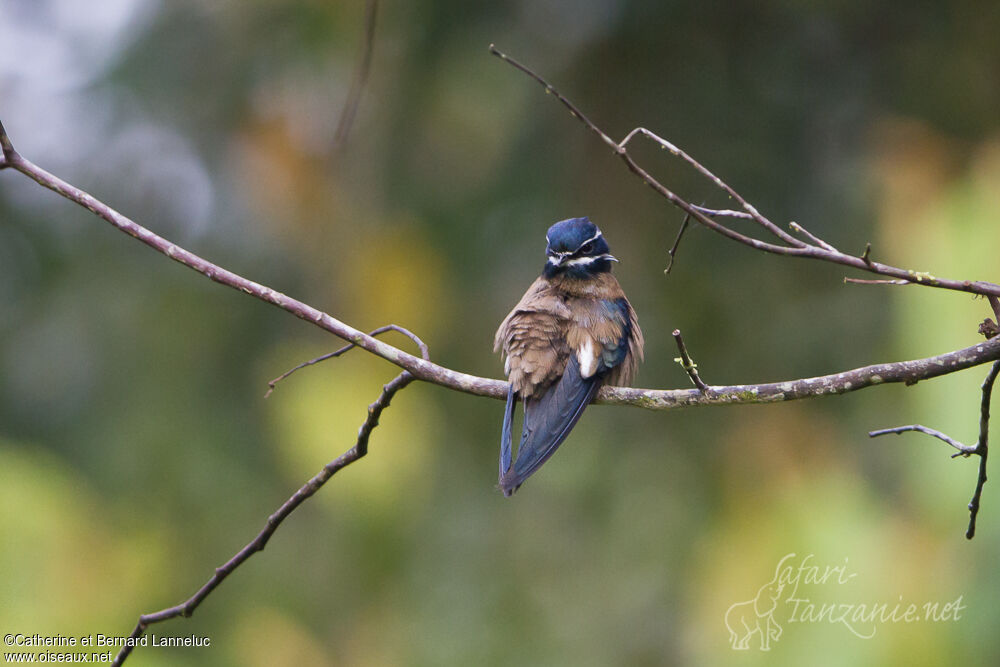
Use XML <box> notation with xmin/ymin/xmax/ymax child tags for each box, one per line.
<box><xmin>725</xmin><ymin>563</ymin><xmax>787</xmax><ymax>651</ymax></box>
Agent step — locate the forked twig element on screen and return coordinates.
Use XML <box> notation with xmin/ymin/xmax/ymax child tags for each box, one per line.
<box><xmin>789</xmin><ymin>221</ymin><xmax>837</xmax><ymax>252</ymax></box>
<box><xmin>672</xmin><ymin>329</ymin><xmax>708</xmax><ymax>393</ymax></box>
<box><xmin>330</xmin><ymin>0</ymin><xmax>379</xmax><ymax>156</ymax></box>
<box><xmin>265</xmin><ymin>324</ymin><xmax>427</xmax><ymax>397</ymax></box>
<box><xmin>488</xmin><ymin>45</ymin><xmax>1000</xmax><ymax>300</ymax></box>
<box><xmin>665</xmin><ymin>213</ymin><xmax>691</xmax><ymax>274</ymax></box>
<box><xmin>989</xmin><ymin>295</ymin><xmax>1000</xmax><ymax>324</ymax></box>
<box><xmin>113</xmin><ymin>338</ymin><xmax>430</xmax><ymax>665</ymax></box>
<box><xmin>870</xmin><ymin>360</ymin><xmax>1000</xmax><ymax>539</ymax></box>
<box><xmin>869</xmin><ymin>424</ymin><xmax>972</xmax><ymax>455</ymax></box>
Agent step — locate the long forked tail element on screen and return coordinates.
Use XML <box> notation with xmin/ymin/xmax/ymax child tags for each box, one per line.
<box><xmin>499</xmin><ymin>356</ymin><xmax>600</xmax><ymax>496</ymax></box>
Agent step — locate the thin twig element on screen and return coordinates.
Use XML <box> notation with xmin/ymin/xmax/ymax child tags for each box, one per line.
<box><xmin>860</xmin><ymin>242</ymin><xmax>873</xmax><ymax>266</ymax></box>
<box><xmin>789</xmin><ymin>221</ymin><xmax>837</xmax><ymax>252</ymax></box>
<box><xmin>265</xmin><ymin>324</ymin><xmax>427</xmax><ymax>397</ymax></box>
<box><xmin>984</xmin><ymin>295</ymin><xmax>1000</xmax><ymax>339</ymax></box>
<box><xmin>114</xmin><ymin>351</ymin><xmax>428</xmax><ymax>665</ymax></box>
<box><xmin>619</xmin><ymin>127</ymin><xmax>805</xmax><ymax>248</ymax></box>
<box><xmin>672</xmin><ymin>329</ymin><xmax>708</xmax><ymax>393</ymax></box>
<box><xmin>0</xmin><ymin>118</ymin><xmax>15</xmax><ymax>165</ymax></box>
<box><xmin>330</xmin><ymin>0</ymin><xmax>378</xmax><ymax>156</ymax></box>
<box><xmin>967</xmin><ymin>361</ymin><xmax>999</xmax><ymax>538</ymax></box>
<box><xmin>844</xmin><ymin>278</ymin><xmax>911</xmax><ymax>286</ymax></box>
<box><xmin>665</xmin><ymin>213</ymin><xmax>691</xmax><ymax>274</ymax></box>
<box><xmin>869</xmin><ymin>360</ymin><xmax>1000</xmax><ymax>539</ymax></box>
<box><xmin>112</xmin><ymin>327</ymin><xmax>432</xmax><ymax>664</ymax></box>
<box><xmin>691</xmin><ymin>205</ymin><xmax>753</xmax><ymax>220</ymax></box>
<box><xmin>868</xmin><ymin>425</ymin><xmax>972</xmax><ymax>454</ymax></box>
<box><xmin>488</xmin><ymin>46</ymin><xmax>1000</xmax><ymax>300</ymax></box>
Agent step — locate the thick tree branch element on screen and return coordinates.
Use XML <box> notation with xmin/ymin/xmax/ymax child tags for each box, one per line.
<box><xmin>487</xmin><ymin>45</ymin><xmax>1000</xmax><ymax>300</ymax></box>
<box><xmin>2</xmin><ymin>120</ymin><xmax>999</xmax><ymax>412</ymax></box>
<box><xmin>0</xmin><ymin>122</ymin><xmax>486</xmax><ymax>392</ymax></box>
<box><xmin>607</xmin><ymin>335</ymin><xmax>1000</xmax><ymax>409</ymax></box>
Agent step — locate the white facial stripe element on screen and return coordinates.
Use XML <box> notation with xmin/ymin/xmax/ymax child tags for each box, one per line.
<box><xmin>561</xmin><ymin>254</ymin><xmax>616</xmax><ymax>266</ymax></box>
<box><xmin>577</xmin><ymin>230</ymin><xmax>603</xmax><ymax>250</ymax></box>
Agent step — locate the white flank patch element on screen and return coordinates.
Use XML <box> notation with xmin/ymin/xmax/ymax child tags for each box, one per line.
<box><xmin>578</xmin><ymin>338</ymin><xmax>598</xmax><ymax>378</ymax></box>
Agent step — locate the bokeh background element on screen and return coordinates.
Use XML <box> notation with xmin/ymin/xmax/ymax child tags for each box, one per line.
<box><xmin>2</xmin><ymin>1</ymin><xmax>1000</xmax><ymax>665</ymax></box>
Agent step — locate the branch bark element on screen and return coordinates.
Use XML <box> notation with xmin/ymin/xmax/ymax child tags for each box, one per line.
<box><xmin>112</xmin><ymin>362</ymin><xmax>422</xmax><ymax>666</ymax></box>
<box><xmin>2</xmin><ymin>119</ymin><xmax>998</xmax><ymax>412</ymax></box>
<box><xmin>487</xmin><ymin>46</ymin><xmax>1000</xmax><ymax>300</ymax></box>
<box><xmin>870</xmin><ymin>360</ymin><xmax>1000</xmax><ymax>539</ymax></box>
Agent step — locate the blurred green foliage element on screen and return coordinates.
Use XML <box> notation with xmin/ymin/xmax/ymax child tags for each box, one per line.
<box><xmin>1</xmin><ymin>1</ymin><xmax>999</xmax><ymax>665</ymax></box>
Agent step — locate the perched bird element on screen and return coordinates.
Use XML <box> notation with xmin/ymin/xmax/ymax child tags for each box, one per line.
<box><xmin>494</xmin><ymin>217</ymin><xmax>644</xmax><ymax>496</ymax></box>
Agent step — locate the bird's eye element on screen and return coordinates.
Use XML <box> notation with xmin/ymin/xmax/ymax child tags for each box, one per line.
<box><xmin>580</xmin><ymin>241</ymin><xmax>595</xmax><ymax>254</ymax></box>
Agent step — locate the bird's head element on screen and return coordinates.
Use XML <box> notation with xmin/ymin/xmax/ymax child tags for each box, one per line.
<box><xmin>543</xmin><ymin>217</ymin><xmax>617</xmax><ymax>279</ymax></box>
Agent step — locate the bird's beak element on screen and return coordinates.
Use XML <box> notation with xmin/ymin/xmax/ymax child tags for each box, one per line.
<box><xmin>547</xmin><ymin>254</ymin><xmax>566</xmax><ymax>266</ymax></box>
<box><xmin>606</xmin><ymin>254</ymin><xmax>619</xmax><ymax>263</ymax></box>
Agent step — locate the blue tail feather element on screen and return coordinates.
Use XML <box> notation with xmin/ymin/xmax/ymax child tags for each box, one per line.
<box><xmin>500</xmin><ymin>385</ymin><xmax>516</xmax><ymax>479</ymax></box>
<box><xmin>499</xmin><ymin>355</ymin><xmax>600</xmax><ymax>496</ymax></box>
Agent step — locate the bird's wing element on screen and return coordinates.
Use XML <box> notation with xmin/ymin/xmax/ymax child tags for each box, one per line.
<box><xmin>499</xmin><ymin>354</ymin><xmax>600</xmax><ymax>496</ymax></box>
<box><xmin>566</xmin><ymin>297</ymin><xmax>642</xmax><ymax>385</ymax></box>
<box><xmin>600</xmin><ymin>297</ymin><xmax>643</xmax><ymax>387</ymax></box>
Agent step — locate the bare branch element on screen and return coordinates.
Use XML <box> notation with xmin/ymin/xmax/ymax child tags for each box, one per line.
<box><xmin>869</xmin><ymin>424</ymin><xmax>972</xmax><ymax>454</ymax></box>
<box><xmin>266</xmin><ymin>324</ymin><xmax>427</xmax><ymax>397</ymax></box>
<box><xmin>691</xmin><ymin>205</ymin><xmax>753</xmax><ymax>220</ymax></box>
<box><xmin>844</xmin><ymin>278</ymin><xmax>911</xmax><ymax>286</ymax></box>
<box><xmin>606</xmin><ymin>334</ymin><xmax>1000</xmax><ymax>409</ymax></box>
<box><xmin>2</xmin><ymin>111</ymin><xmax>1000</xmax><ymax>407</ymax></box>
<box><xmin>619</xmin><ymin>127</ymin><xmax>805</xmax><ymax>248</ymax></box>
<box><xmin>0</xmin><ymin>118</ymin><xmax>18</xmax><ymax>168</ymax></box>
<box><xmin>672</xmin><ymin>329</ymin><xmax>708</xmax><ymax>393</ymax></box>
<box><xmin>2</xmin><ymin>119</ymin><xmax>1000</xmax><ymax>412</ymax></box>
<box><xmin>664</xmin><ymin>213</ymin><xmax>690</xmax><ymax>274</ymax></box>
<box><xmin>789</xmin><ymin>221</ymin><xmax>837</xmax><ymax>252</ymax></box>
<box><xmin>869</xmin><ymin>360</ymin><xmax>1000</xmax><ymax>539</ymax></box>
<box><xmin>488</xmin><ymin>45</ymin><xmax>1000</xmax><ymax>300</ymax></box>
<box><xmin>967</xmin><ymin>360</ymin><xmax>999</xmax><ymax>538</ymax></box>
<box><xmin>330</xmin><ymin>0</ymin><xmax>379</xmax><ymax>156</ymax></box>
<box><xmin>0</xmin><ymin>120</ymin><xmax>486</xmax><ymax>392</ymax></box>
<box><xmin>113</xmin><ymin>369</ymin><xmax>415</xmax><ymax>665</ymax></box>
<box><xmin>860</xmin><ymin>242</ymin><xmax>873</xmax><ymax>266</ymax></box>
